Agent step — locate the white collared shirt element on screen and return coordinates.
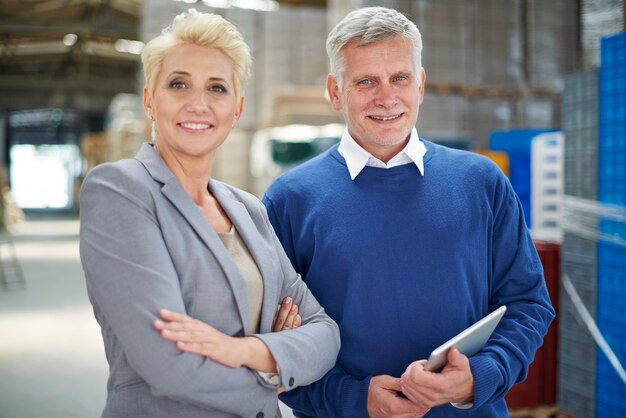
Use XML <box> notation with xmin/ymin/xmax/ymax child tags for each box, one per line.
<box><xmin>337</xmin><ymin>127</ymin><xmax>427</xmax><ymax>180</ymax></box>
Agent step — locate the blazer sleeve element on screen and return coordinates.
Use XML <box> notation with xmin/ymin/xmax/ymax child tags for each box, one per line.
<box><xmin>79</xmin><ymin>162</ymin><xmax>277</xmax><ymax>417</ymax></box>
<box><xmin>251</xmin><ymin>202</ymin><xmax>341</xmax><ymax>393</ymax></box>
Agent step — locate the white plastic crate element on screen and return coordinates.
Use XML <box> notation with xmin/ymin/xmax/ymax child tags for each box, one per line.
<box><xmin>531</xmin><ymin>131</ymin><xmax>564</xmax><ymax>242</ymax></box>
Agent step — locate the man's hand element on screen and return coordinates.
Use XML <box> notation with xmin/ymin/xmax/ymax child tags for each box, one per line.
<box><xmin>400</xmin><ymin>348</ymin><xmax>474</xmax><ymax>410</ymax></box>
<box><xmin>367</xmin><ymin>375</ymin><xmax>430</xmax><ymax>418</ymax></box>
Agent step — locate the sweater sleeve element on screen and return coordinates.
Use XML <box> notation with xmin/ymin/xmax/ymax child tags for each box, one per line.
<box><xmin>279</xmin><ymin>365</ymin><xmax>372</xmax><ymax>418</ymax></box>
<box><xmin>467</xmin><ymin>175</ymin><xmax>556</xmax><ymax>409</ymax></box>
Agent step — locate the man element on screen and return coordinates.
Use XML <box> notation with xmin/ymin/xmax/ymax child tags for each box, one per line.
<box><xmin>263</xmin><ymin>6</ymin><xmax>555</xmax><ymax>418</ymax></box>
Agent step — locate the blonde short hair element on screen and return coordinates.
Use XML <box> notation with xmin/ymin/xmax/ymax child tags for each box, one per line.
<box><xmin>141</xmin><ymin>8</ymin><xmax>252</xmax><ymax>100</ymax></box>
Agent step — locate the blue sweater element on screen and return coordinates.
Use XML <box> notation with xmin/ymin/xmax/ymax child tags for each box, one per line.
<box><xmin>263</xmin><ymin>141</ymin><xmax>555</xmax><ymax>418</ymax></box>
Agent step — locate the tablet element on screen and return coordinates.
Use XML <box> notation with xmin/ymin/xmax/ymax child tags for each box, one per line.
<box><xmin>425</xmin><ymin>305</ymin><xmax>507</xmax><ymax>372</ymax></box>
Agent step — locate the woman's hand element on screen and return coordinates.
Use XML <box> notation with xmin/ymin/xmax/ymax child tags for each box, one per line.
<box><xmin>272</xmin><ymin>297</ymin><xmax>302</xmax><ymax>332</ymax></box>
<box><xmin>154</xmin><ymin>309</ymin><xmax>252</xmax><ymax>369</ymax></box>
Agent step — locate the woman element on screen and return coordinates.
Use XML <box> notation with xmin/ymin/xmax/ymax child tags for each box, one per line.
<box><xmin>79</xmin><ymin>9</ymin><xmax>339</xmax><ymax>418</ymax></box>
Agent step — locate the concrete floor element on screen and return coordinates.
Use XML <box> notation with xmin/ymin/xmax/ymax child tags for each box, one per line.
<box><xmin>0</xmin><ymin>215</ymin><xmax>295</xmax><ymax>418</ymax></box>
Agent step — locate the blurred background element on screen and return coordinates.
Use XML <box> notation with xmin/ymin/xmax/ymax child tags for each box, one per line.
<box><xmin>0</xmin><ymin>0</ymin><xmax>625</xmax><ymax>417</ymax></box>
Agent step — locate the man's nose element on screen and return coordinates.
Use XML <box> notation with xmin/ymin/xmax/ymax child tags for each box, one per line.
<box><xmin>373</xmin><ymin>83</ymin><xmax>398</xmax><ymax>108</ymax></box>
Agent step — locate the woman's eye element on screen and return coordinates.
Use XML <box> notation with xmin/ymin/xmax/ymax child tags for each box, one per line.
<box><xmin>169</xmin><ymin>80</ymin><xmax>186</xmax><ymax>89</ymax></box>
<box><xmin>209</xmin><ymin>85</ymin><xmax>227</xmax><ymax>93</ymax></box>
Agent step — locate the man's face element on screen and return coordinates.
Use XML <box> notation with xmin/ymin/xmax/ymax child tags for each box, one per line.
<box><xmin>327</xmin><ymin>36</ymin><xmax>425</xmax><ymax>162</ymax></box>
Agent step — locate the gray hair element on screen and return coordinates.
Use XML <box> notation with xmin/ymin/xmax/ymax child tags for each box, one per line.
<box><xmin>326</xmin><ymin>7</ymin><xmax>423</xmax><ymax>87</ymax></box>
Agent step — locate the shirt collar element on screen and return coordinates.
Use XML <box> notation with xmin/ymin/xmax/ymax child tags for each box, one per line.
<box><xmin>337</xmin><ymin>127</ymin><xmax>426</xmax><ymax>180</ymax></box>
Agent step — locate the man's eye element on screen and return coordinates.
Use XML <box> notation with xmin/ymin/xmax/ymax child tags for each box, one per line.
<box><xmin>358</xmin><ymin>79</ymin><xmax>372</xmax><ymax>86</ymax></box>
<box><xmin>394</xmin><ymin>75</ymin><xmax>407</xmax><ymax>82</ymax></box>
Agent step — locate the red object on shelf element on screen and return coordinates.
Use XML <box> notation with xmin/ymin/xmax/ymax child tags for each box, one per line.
<box><xmin>505</xmin><ymin>241</ymin><xmax>559</xmax><ymax>409</ymax></box>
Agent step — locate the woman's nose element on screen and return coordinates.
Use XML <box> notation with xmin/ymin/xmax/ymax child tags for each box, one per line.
<box><xmin>187</xmin><ymin>90</ymin><xmax>209</xmax><ymax>113</ymax></box>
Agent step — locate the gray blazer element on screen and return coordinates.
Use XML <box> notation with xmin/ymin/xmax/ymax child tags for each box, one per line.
<box><xmin>79</xmin><ymin>143</ymin><xmax>340</xmax><ymax>418</ymax></box>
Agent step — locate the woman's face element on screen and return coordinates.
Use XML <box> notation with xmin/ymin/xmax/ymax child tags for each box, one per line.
<box><xmin>144</xmin><ymin>43</ymin><xmax>243</xmax><ymax>160</ymax></box>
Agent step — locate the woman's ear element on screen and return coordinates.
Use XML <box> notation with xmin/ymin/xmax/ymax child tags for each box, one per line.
<box><xmin>143</xmin><ymin>86</ymin><xmax>154</xmax><ymax>120</ymax></box>
<box><xmin>233</xmin><ymin>96</ymin><xmax>244</xmax><ymax>127</ymax></box>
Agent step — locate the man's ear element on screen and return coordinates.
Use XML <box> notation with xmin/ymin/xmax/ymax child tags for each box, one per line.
<box><xmin>327</xmin><ymin>74</ymin><xmax>343</xmax><ymax>111</ymax></box>
<box><xmin>418</xmin><ymin>69</ymin><xmax>426</xmax><ymax>105</ymax></box>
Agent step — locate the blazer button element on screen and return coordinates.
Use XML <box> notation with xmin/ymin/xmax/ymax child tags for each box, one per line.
<box><xmin>256</xmin><ymin>413</ymin><xmax>264</xmax><ymax>418</ymax></box>
<box><xmin>289</xmin><ymin>377</ymin><xmax>295</xmax><ymax>387</ymax></box>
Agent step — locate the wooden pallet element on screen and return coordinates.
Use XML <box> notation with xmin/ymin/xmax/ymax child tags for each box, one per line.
<box><xmin>509</xmin><ymin>405</ymin><xmax>561</xmax><ymax>418</ymax></box>
<box><xmin>423</xmin><ymin>82</ymin><xmax>561</xmax><ymax>100</ymax></box>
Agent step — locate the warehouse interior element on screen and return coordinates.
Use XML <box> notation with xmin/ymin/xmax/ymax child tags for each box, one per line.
<box><xmin>0</xmin><ymin>0</ymin><xmax>625</xmax><ymax>417</ymax></box>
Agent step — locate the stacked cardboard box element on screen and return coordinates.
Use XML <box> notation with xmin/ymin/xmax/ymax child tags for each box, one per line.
<box><xmin>527</xmin><ymin>0</ymin><xmax>579</xmax><ymax>91</ymax></box>
<box><xmin>412</xmin><ymin>0</ymin><xmax>471</xmax><ymax>86</ymax></box>
<box><xmin>472</xmin><ymin>0</ymin><xmax>524</xmax><ymax>88</ymax></box>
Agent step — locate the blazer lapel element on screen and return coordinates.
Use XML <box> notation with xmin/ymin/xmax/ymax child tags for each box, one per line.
<box><xmin>210</xmin><ymin>181</ymin><xmax>279</xmax><ymax>334</ymax></box>
<box><xmin>133</xmin><ymin>143</ymin><xmax>250</xmax><ymax>332</ymax></box>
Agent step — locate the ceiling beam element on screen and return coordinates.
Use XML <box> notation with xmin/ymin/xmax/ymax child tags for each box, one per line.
<box><xmin>0</xmin><ymin>40</ymin><xmax>141</xmax><ymax>68</ymax></box>
<box><xmin>109</xmin><ymin>0</ymin><xmax>141</xmax><ymax>16</ymax></box>
<box><xmin>0</xmin><ymin>75</ymin><xmax>137</xmax><ymax>93</ymax></box>
<box><xmin>0</xmin><ymin>21</ymin><xmax>139</xmax><ymax>40</ymax></box>
<box><xmin>31</xmin><ymin>0</ymin><xmax>89</xmax><ymax>14</ymax></box>
<box><xmin>0</xmin><ymin>0</ymin><xmax>140</xmax><ymax>17</ymax></box>
<box><xmin>0</xmin><ymin>91</ymin><xmax>117</xmax><ymax>112</ymax></box>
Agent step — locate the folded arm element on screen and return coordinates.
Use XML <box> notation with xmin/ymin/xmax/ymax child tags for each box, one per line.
<box><xmin>155</xmin><ymin>308</ymin><xmax>278</xmax><ymax>372</ymax></box>
<box><xmin>154</xmin><ymin>296</ymin><xmax>300</xmax><ymax>369</ymax></box>
<box><xmin>154</xmin><ymin>297</ymin><xmax>302</xmax><ymax>394</ymax></box>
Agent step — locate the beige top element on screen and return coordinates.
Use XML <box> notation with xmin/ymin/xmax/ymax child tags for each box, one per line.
<box><xmin>218</xmin><ymin>226</ymin><xmax>264</xmax><ymax>334</ymax></box>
